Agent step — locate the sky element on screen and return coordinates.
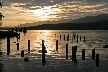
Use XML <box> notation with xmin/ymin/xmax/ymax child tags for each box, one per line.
<box><xmin>0</xmin><ymin>0</ymin><xmax>108</xmax><ymax>27</ymax></box>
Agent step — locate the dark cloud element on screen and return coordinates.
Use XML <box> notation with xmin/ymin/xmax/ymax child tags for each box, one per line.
<box><xmin>2</xmin><ymin>0</ymin><xmax>108</xmax><ymax>10</ymax></box>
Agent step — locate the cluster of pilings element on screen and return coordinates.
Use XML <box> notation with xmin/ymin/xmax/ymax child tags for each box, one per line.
<box><xmin>55</xmin><ymin>31</ymin><xmax>99</xmax><ymax>67</ymax></box>
<box><xmin>55</xmin><ymin>41</ymin><xmax>99</xmax><ymax>67</ymax></box>
<box><xmin>6</xmin><ymin>31</ymin><xmax>100</xmax><ymax>67</ymax></box>
<box><xmin>58</xmin><ymin>32</ymin><xmax>86</xmax><ymax>43</ymax></box>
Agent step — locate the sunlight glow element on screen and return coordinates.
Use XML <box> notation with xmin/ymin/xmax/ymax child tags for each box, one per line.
<box><xmin>28</xmin><ymin>6</ymin><xmax>60</xmax><ymax>21</ymax></box>
<box><xmin>32</xmin><ymin>9</ymin><xmax>45</xmax><ymax>16</ymax></box>
<box><xmin>43</xmin><ymin>30</ymin><xmax>49</xmax><ymax>33</ymax></box>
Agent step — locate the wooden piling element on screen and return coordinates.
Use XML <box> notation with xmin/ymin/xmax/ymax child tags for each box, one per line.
<box><xmin>67</xmin><ymin>36</ymin><xmax>69</xmax><ymax>41</ymax></box>
<box><xmin>80</xmin><ymin>36</ymin><xmax>81</xmax><ymax>41</ymax></box>
<box><xmin>60</xmin><ymin>35</ymin><xmax>61</xmax><ymax>40</ymax></box>
<box><xmin>42</xmin><ymin>40</ymin><xmax>46</xmax><ymax>65</ymax></box>
<box><xmin>66</xmin><ymin>44</ymin><xmax>68</xmax><ymax>59</ymax></box>
<box><xmin>64</xmin><ymin>35</ymin><xmax>65</xmax><ymax>41</ymax></box>
<box><xmin>21</xmin><ymin>50</ymin><xmax>24</xmax><ymax>57</ymax></box>
<box><xmin>73</xmin><ymin>35</ymin><xmax>76</xmax><ymax>40</ymax></box>
<box><xmin>77</xmin><ymin>35</ymin><xmax>78</xmax><ymax>43</ymax></box>
<box><xmin>96</xmin><ymin>54</ymin><xmax>99</xmax><ymax>67</ymax></box>
<box><xmin>84</xmin><ymin>36</ymin><xmax>85</xmax><ymax>42</ymax></box>
<box><xmin>74</xmin><ymin>46</ymin><xmax>77</xmax><ymax>52</ymax></box>
<box><xmin>73</xmin><ymin>31</ymin><xmax>76</xmax><ymax>40</ymax></box>
<box><xmin>7</xmin><ymin>36</ymin><xmax>10</xmax><ymax>55</ymax></box>
<box><xmin>56</xmin><ymin>40</ymin><xmax>58</xmax><ymax>51</ymax></box>
<box><xmin>17</xmin><ymin>43</ymin><xmax>19</xmax><ymax>50</ymax></box>
<box><xmin>82</xmin><ymin>49</ymin><xmax>85</xmax><ymax>60</ymax></box>
<box><xmin>92</xmin><ymin>48</ymin><xmax>95</xmax><ymax>60</ymax></box>
<box><xmin>72</xmin><ymin>46</ymin><xmax>77</xmax><ymax>61</ymax></box>
<box><xmin>28</xmin><ymin>40</ymin><xmax>30</xmax><ymax>53</ymax></box>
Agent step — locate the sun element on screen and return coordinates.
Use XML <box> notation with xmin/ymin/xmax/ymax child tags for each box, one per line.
<box><xmin>32</xmin><ymin>9</ymin><xmax>45</xmax><ymax>16</ymax></box>
<box><xmin>28</xmin><ymin>6</ymin><xmax>61</xmax><ymax>21</ymax></box>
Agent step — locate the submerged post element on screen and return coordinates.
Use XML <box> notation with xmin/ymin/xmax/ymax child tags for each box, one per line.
<box><xmin>96</xmin><ymin>54</ymin><xmax>99</xmax><ymax>67</ymax></box>
<box><xmin>68</xmin><ymin>34</ymin><xmax>69</xmax><ymax>41</ymax></box>
<box><xmin>56</xmin><ymin>40</ymin><xmax>58</xmax><ymax>51</ymax></box>
<box><xmin>7</xmin><ymin>36</ymin><xmax>10</xmax><ymax>55</ymax></box>
<box><xmin>66</xmin><ymin>44</ymin><xmax>68</xmax><ymax>59</ymax></box>
<box><xmin>64</xmin><ymin>35</ymin><xmax>65</xmax><ymax>41</ymax></box>
<box><xmin>84</xmin><ymin>36</ymin><xmax>85</xmax><ymax>42</ymax></box>
<box><xmin>92</xmin><ymin>48</ymin><xmax>95</xmax><ymax>60</ymax></box>
<box><xmin>72</xmin><ymin>46</ymin><xmax>77</xmax><ymax>61</ymax></box>
<box><xmin>77</xmin><ymin>35</ymin><xmax>78</xmax><ymax>43</ymax></box>
<box><xmin>17</xmin><ymin>43</ymin><xmax>19</xmax><ymax>50</ymax></box>
<box><xmin>82</xmin><ymin>49</ymin><xmax>85</xmax><ymax>60</ymax></box>
<box><xmin>28</xmin><ymin>40</ymin><xmax>30</xmax><ymax>53</ymax></box>
<box><xmin>80</xmin><ymin>36</ymin><xmax>81</xmax><ymax>41</ymax></box>
<box><xmin>73</xmin><ymin>31</ymin><xmax>76</xmax><ymax>40</ymax></box>
<box><xmin>67</xmin><ymin>36</ymin><xmax>69</xmax><ymax>41</ymax></box>
<box><xmin>21</xmin><ymin>50</ymin><xmax>24</xmax><ymax>58</ymax></box>
<box><xmin>60</xmin><ymin>35</ymin><xmax>61</xmax><ymax>40</ymax></box>
<box><xmin>42</xmin><ymin>40</ymin><xmax>46</xmax><ymax>66</ymax></box>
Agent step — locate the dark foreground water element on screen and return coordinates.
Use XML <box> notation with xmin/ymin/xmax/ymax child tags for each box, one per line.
<box><xmin>0</xmin><ymin>30</ymin><xmax>108</xmax><ymax>72</ymax></box>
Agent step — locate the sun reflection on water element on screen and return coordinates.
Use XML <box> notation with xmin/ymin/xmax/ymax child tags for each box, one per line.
<box><xmin>32</xmin><ymin>30</ymin><xmax>55</xmax><ymax>55</ymax></box>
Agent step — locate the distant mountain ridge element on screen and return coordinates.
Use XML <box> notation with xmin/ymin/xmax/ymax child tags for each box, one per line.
<box><xmin>2</xmin><ymin>14</ymin><xmax>108</xmax><ymax>30</ymax></box>
<box><xmin>16</xmin><ymin>14</ymin><xmax>108</xmax><ymax>27</ymax></box>
<box><xmin>69</xmin><ymin>14</ymin><xmax>108</xmax><ymax>23</ymax></box>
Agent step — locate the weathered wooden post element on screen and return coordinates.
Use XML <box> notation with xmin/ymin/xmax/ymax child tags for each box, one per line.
<box><xmin>80</xmin><ymin>36</ymin><xmax>81</xmax><ymax>41</ymax></box>
<box><xmin>7</xmin><ymin>36</ymin><xmax>10</xmax><ymax>55</ymax></box>
<box><xmin>96</xmin><ymin>54</ymin><xmax>99</xmax><ymax>67</ymax></box>
<box><xmin>74</xmin><ymin>46</ymin><xmax>77</xmax><ymax>52</ymax></box>
<box><xmin>17</xmin><ymin>43</ymin><xmax>19</xmax><ymax>50</ymax></box>
<box><xmin>73</xmin><ymin>31</ymin><xmax>76</xmax><ymax>40</ymax></box>
<box><xmin>56</xmin><ymin>40</ymin><xmax>58</xmax><ymax>51</ymax></box>
<box><xmin>66</xmin><ymin>44</ymin><xmax>68</xmax><ymax>59</ymax></box>
<box><xmin>67</xmin><ymin>36</ymin><xmax>69</xmax><ymax>41</ymax></box>
<box><xmin>92</xmin><ymin>48</ymin><xmax>95</xmax><ymax>60</ymax></box>
<box><xmin>84</xmin><ymin>36</ymin><xmax>85</xmax><ymax>42</ymax></box>
<box><xmin>64</xmin><ymin>35</ymin><xmax>65</xmax><ymax>41</ymax></box>
<box><xmin>82</xmin><ymin>49</ymin><xmax>85</xmax><ymax>60</ymax></box>
<box><xmin>77</xmin><ymin>35</ymin><xmax>78</xmax><ymax>43</ymax></box>
<box><xmin>60</xmin><ymin>35</ymin><xmax>61</xmax><ymax>40</ymax></box>
<box><xmin>72</xmin><ymin>46</ymin><xmax>74</xmax><ymax>61</ymax></box>
<box><xmin>28</xmin><ymin>40</ymin><xmax>30</xmax><ymax>53</ymax></box>
<box><xmin>68</xmin><ymin>34</ymin><xmax>69</xmax><ymax>39</ymax></box>
<box><xmin>72</xmin><ymin>46</ymin><xmax>77</xmax><ymax>61</ymax></box>
<box><xmin>21</xmin><ymin>50</ymin><xmax>24</xmax><ymax>58</ymax></box>
<box><xmin>42</xmin><ymin>40</ymin><xmax>46</xmax><ymax>66</ymax></box>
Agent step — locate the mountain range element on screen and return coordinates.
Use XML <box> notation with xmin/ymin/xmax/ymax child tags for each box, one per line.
<box><xmin>16</xmin><ymin>14</ymin><xmax>108</xmax><ymax>27</ymax></box>
<box><xmin>69</xmin><ymin>14</ymin><xmax>108</xmax><ymax>23</ymax></box>
<box><xmin>2</xmin><ymin>14</ymin><xmax>108</xmax><ymax>30</ymax></box>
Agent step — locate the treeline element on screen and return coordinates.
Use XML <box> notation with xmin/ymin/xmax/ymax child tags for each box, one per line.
<box><xmin>26</xmin><ymin>23</ymin><xmax>108</xmax><ymax>30</ymax></box>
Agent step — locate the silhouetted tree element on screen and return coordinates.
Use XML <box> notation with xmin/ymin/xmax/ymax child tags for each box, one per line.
<box><xmin>0</xmin><ymin>1</ymin><xmax>3</xmax><ymax>8</ymax></box>
<box><xmin>0</xmin><ymin>1</ymin><xmax>4</xmax><ymax>28</ymax></box>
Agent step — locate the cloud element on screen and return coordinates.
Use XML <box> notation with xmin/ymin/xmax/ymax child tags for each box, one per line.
<box><xmin>1</xmin><ymin>0</ymin><xmax>108</xmax><ymax>26</ymax></box>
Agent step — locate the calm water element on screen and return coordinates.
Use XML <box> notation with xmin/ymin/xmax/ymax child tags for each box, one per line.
<box><xmin>0</xmin><ymin>30</ymin><xmax>108</xmax><ymax>72</ymax></box>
